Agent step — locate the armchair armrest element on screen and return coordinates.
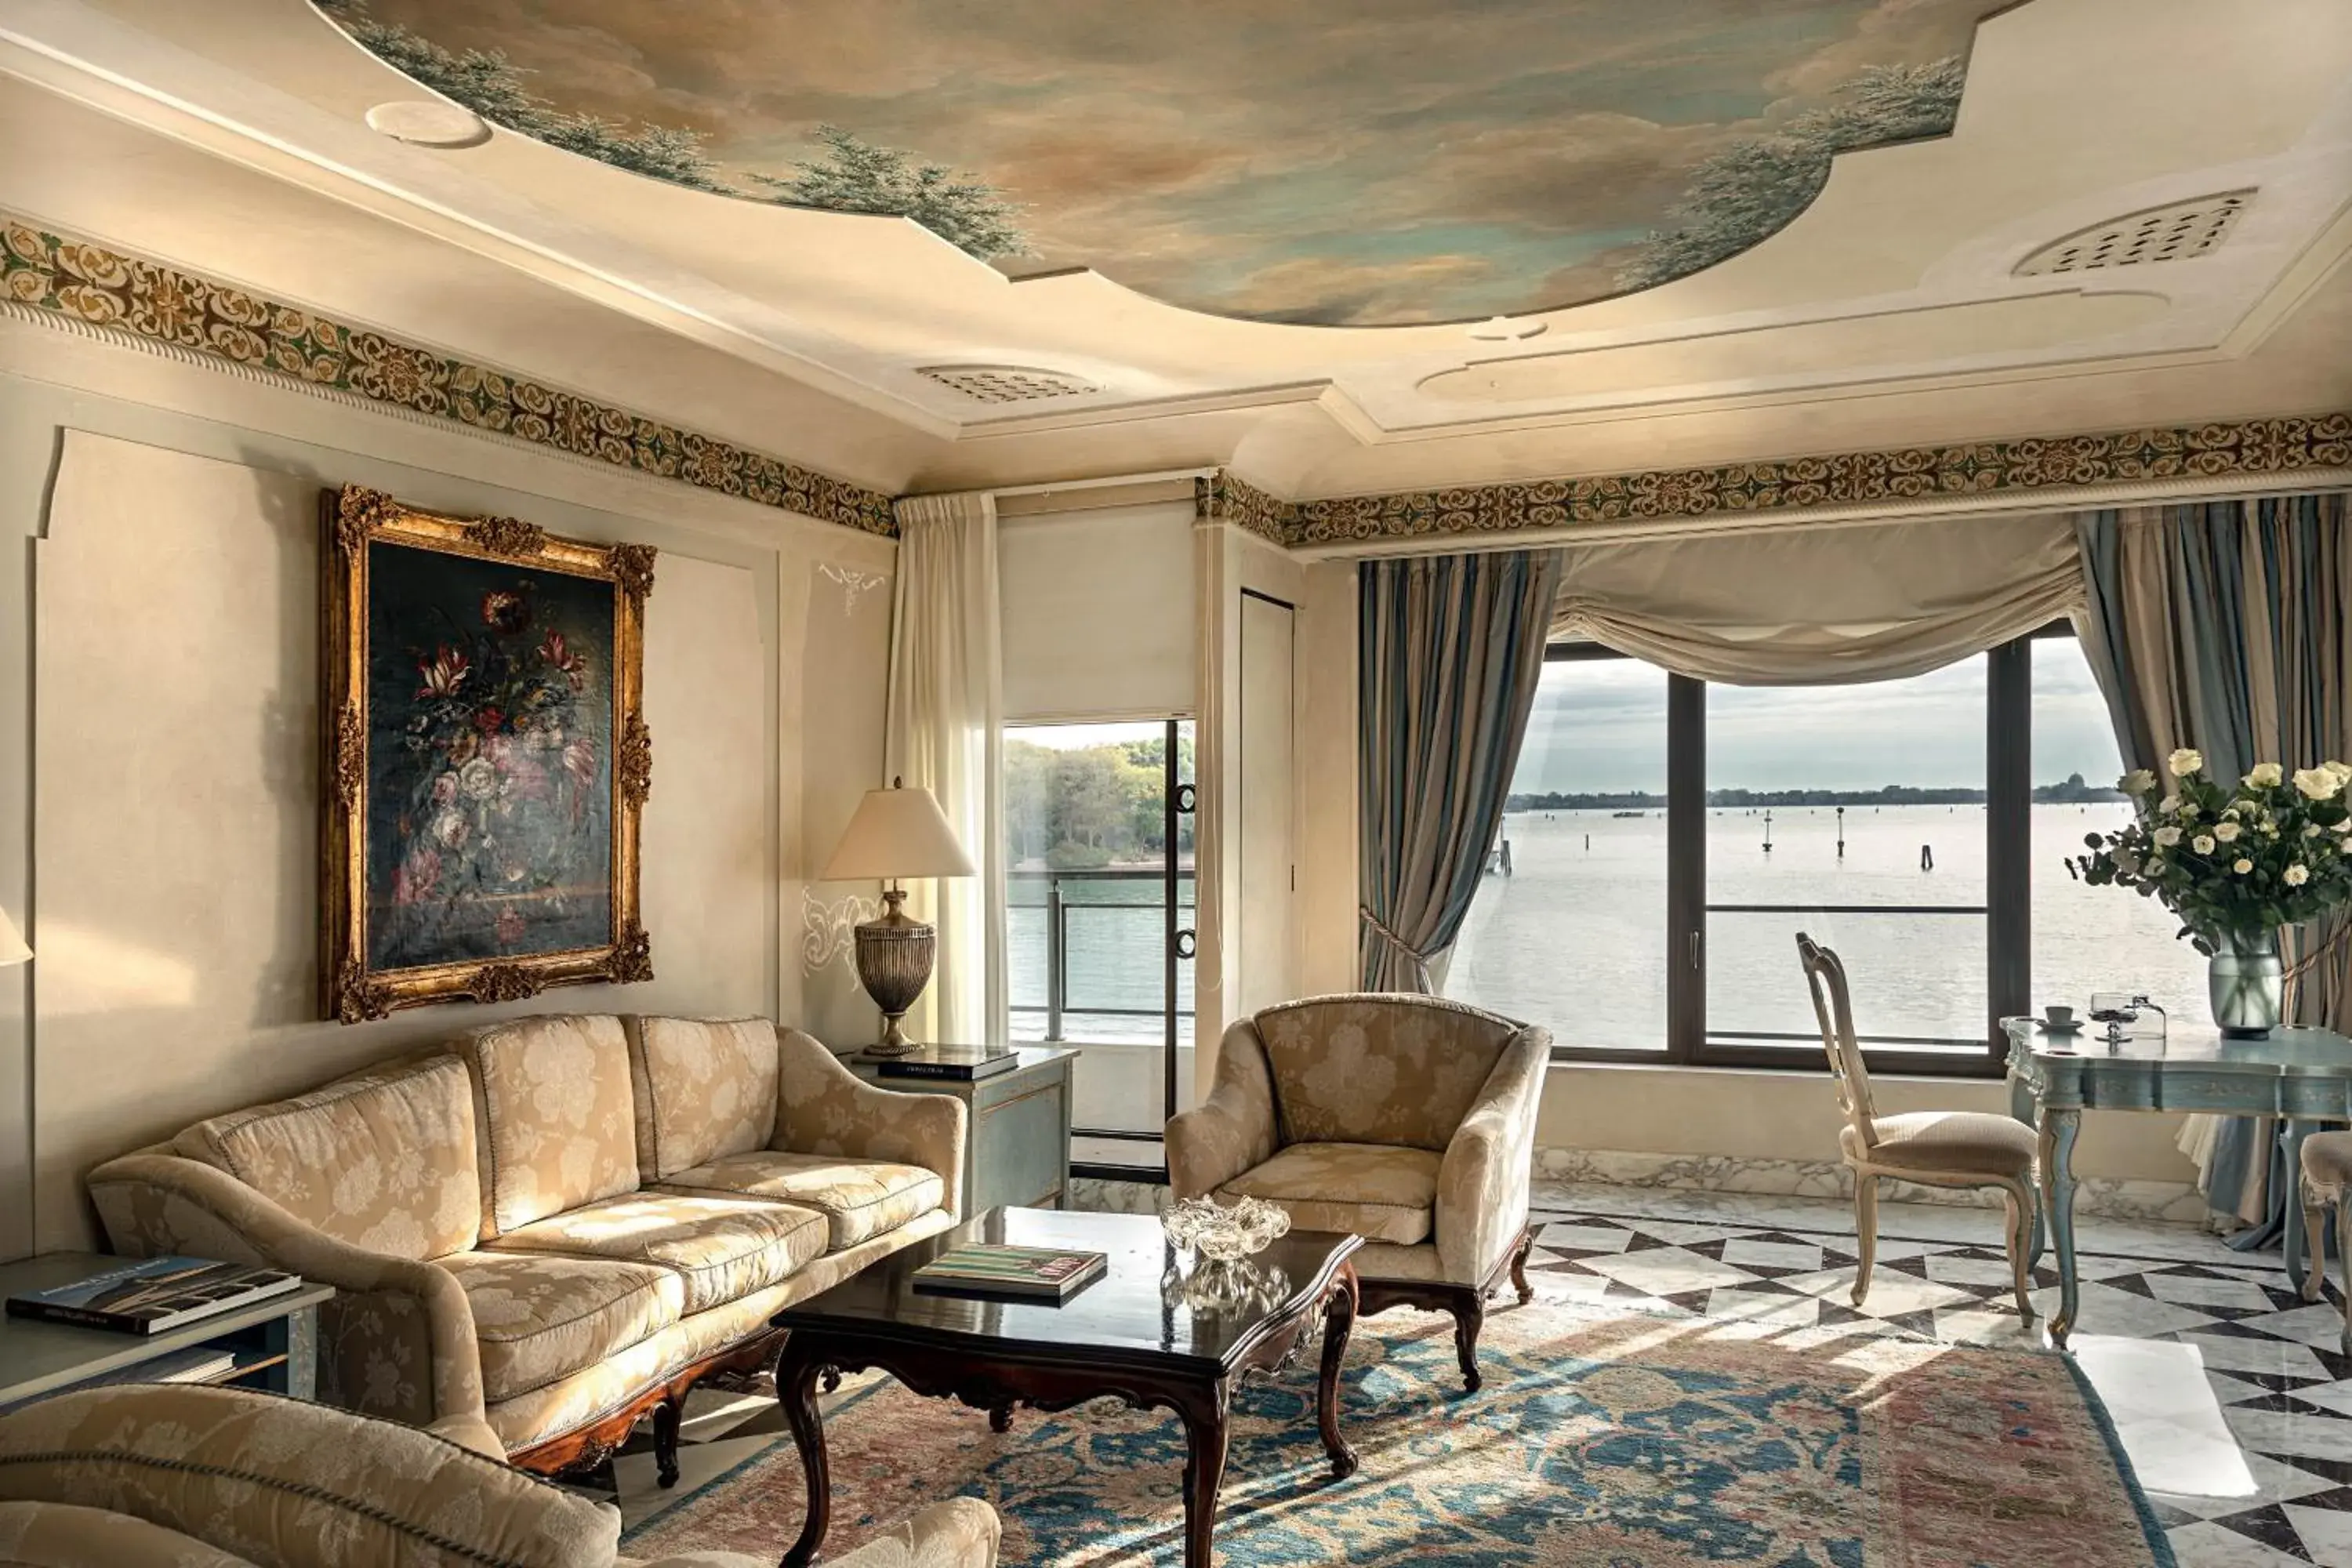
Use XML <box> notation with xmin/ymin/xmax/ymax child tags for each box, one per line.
<box><xmin>774</xmin><ymin>1029</ymin><xmax>969</xmax><ymax>1218</ymax></box>
<box><xmin>1435</xmin><ymin>1026</ymin><xmax>1550</xmax><ymax>1284</ymax></box>
<box><xmin>1165</xmin><ymin>1020</ymin><xmax>1280</xmax><ymax>1200</ymax></box>
<box><xmin>86</xmin><ymin>1153</ymin><xmax>486</xmax><ymax>1429</ymax></box>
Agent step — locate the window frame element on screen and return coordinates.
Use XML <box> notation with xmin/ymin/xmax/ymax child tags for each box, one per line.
<box><xmin>1522</xmin><ymin>626</ymin><xmax>2071</xmax><ymax>1078</ymax></box>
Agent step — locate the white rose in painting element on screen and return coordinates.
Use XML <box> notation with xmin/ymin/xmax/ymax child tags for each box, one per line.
<box><xmin>458</xmin><ymin>757</ymin><xmax>499</xmax><ymax>801</ymax></box>
<box><xmin>2294</xmin><ymin>768</ymin><xmax>2345</xmax><ymax>800</ymax></box>
<box><xmin>2245</xmin><ymin>763</ymin><xmax>2285</xmax><ymax>788</ymax></box>
<box><xmin>2169</xmin><ymin>748</ymin><xmax>2204</xmax><ymax>777</ymax></box>
<box><xmin>2193</xmin><ymin>834</ymin><xmax>2217</xmax><ymax>855</ymax></box>
<box><xmin>2153</xmin><ymin>826</ymin><xmax>2183</xmax><ymax>847</ymax></box>
<box><xmin>2120</xmin><ymin>769</ymin><xmax>2158</xmax><ymax>795</ymax></box>
<box><xmin>2214</xmin><ymin>820</ymin><xmax>2242</xmax><ymax>843</ymax></box>
<box><xmin>2233</xmin><ymin>857</ymin><xmax>2254</xmax><ymax>874</ymax></box>
<box><xmin>2159</xmin><ymin>793</ymin><xmax>2183</xmax><ymax>815</ymax></box>
<box><xmin>2286</xmin><ymin>863</ymin><xmax>2311</xmax><ymax>887</ymax></box>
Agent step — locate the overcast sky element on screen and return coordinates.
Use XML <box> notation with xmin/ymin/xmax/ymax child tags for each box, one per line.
<box><xmin>1513</xmin><ymin>641</ymin><xmax>2125</xmax><ymax>793</ymax></box>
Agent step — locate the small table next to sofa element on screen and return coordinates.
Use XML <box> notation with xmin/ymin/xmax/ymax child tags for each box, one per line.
<box><xmin>848</xmin><ymin>1046</ymin><xmax>1076</xmax><ymax>1213</ymax></box>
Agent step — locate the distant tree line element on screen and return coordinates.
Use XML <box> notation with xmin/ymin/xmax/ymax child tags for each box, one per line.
<box><xmin>1007</xmin><ymin>737</ymin><xmax>1196</xmax><ymax>871</ymax></box>
<box><xmin>1507</xmin><ymin>774</ymin><xmax>2125</xmax><ymax>812</ymax></box>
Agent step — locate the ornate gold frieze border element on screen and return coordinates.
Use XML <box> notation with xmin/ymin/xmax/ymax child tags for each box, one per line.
<box><xmin>0</xmin><ymin>216</ymin><xmax>897</xmax><ymax>536</ymax></box>
<box><xmin>1193</xmin><ymin>470</ymin><xmax>1301</xmax><ymax>546</ymax></box>
<box><xmin>1288</xmin><ymin>416</ymin><xmax>2352</xmax><ymax>547</ymax></box>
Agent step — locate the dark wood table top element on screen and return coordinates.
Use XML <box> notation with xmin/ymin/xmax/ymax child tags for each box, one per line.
<box><xmin>774</xmin><ymin>1208</ymin><xmax>1359</xmax><ymax>1377</ymax></box>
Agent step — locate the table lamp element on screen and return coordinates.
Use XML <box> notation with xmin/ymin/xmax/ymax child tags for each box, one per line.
<box><xmin>820</xmin><ymin>779</ymin><xmax>975</xmax><ymax>1055</ymax></box>
<box><xmin>0</xmin><ymin>906</ymin><xmax>27</xmax><ymax>967</ymax></box>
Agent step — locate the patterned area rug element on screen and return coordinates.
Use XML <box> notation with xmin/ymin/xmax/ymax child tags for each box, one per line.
<box><xmin>622</xmin><ymin>1303</ymin><xmax>2172</xmax><ymax>1566</ymax></box>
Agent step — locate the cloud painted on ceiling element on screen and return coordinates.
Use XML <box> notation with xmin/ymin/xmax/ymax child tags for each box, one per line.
<box><xmin>318</xmin><ymin>0</ymin><xmax>2009</xmax><ymax>328</ymax></box>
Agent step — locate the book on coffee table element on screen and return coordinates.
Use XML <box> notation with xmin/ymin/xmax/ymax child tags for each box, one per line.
<box><xmin>5</xmin><ymin>1256</ymin><xmax>303</xmax><ymax>1337</ymax></box>
<box><xmin>911</xmin><ymin>1243</ymin><xmax>1107</xmax><ymax>1302</ymax></box>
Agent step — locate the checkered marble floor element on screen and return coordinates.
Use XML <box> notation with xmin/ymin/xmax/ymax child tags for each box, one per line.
<box><xmin>587</xmin><ymin>1183</ymin><xmax>2352</xmax><ymax>1567</ymax></box>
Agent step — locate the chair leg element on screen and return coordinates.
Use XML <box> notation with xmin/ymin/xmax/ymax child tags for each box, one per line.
<box><xmin>1851</xmin><ymin>1175</ymin><xmax>1878</xmax><ymax>1308</ymax></box>
<box><xmin>2304</xmin><ymin>1202</ymin><xmax>2329</xmax><ymax>1305</ymax></box>
<box><xmin>2001</xmin><ymin>1182</ymin><xmax>2036</xmax><ymax>1321</ymax></box>
<box><xmin>2338</xmin><ymin>1195</ymin><xmax>2352</xmax><ymax>1356</ymax></box>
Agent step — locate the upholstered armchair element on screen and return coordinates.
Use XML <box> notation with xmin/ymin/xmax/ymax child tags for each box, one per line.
<box><xmin>0</xmin><ymin>1381</ymin><xmax>1000</xmax><ymax>1568</ymax></box>
<box><xmin>1166</xmin><ymin>994</ymin><xmax>1550</xmax><ymax>1390</ymax></box>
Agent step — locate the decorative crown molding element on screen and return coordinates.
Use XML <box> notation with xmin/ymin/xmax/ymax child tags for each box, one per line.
<box><xmin>0</xmin><ymin>215</ymin><xmax>897</xmax><ymax>537</ymax></box>
<box><xmin>1193</xmin><ymin>470</ymin><xmax>1301</xmax><ymax>546</ymax></box>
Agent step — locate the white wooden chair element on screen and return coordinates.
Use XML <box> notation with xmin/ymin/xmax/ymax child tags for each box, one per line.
<box><xmin>1796</xmin><ymin>933</ymin><xmax>2038</xmax><ymax>1317</ymax></box>
<box><xmin>2299</xmin><ymin>1131</ymin><xmax>2352</xmax><ymax>1352</ymax></box>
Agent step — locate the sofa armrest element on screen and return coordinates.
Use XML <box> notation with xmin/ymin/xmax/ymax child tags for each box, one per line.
<box><xmin>86</xmin><ymin>1153</ymin><xmax>487</xmax><ymax>1428</ymax></box>
<box><xmin>1434</xmin><ymin>1026</ymin><xmax>1550</xmax><ymax>1284</ymax></box>
<box><xmin>774</xmin><ymin>1029</ymin><xmax>969</xmax><ymax>1219</ymax></box>
<box><xmin>1166</xmin><ymin>1020</ymin><xmax>1280</xmax><ymax>1200</ymax></box>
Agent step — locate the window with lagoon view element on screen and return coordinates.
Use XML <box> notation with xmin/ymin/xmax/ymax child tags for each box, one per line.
<box><xmin>1445</xmin><ymin>632</ymin><xmax>2210</xmax><ymax>1069</ymax></box>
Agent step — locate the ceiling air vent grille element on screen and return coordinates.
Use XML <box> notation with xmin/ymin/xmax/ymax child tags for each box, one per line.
<box><xmin>917</xmin><ymin>365</ymin><xmax>1099</xmax><ymax>404</ymax></box>
<box><xmin>2014</xmin><ymin>191</ymin><xmax>2252</xmax><ymax>277</ymax></box>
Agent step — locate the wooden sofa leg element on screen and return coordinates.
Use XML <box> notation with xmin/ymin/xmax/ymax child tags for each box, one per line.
<box><xmin>653</xmin><ymin>1393</ymin><xmax>685</xmax><ymax>1489</ymax></box>
<box><xmin>1510</xmin><ymin>1228</ymin><xmax>1537</xmax><ymax>1306</ymax></box>
<box><xmin>1454</xmin><ymin>1296</ymin><xmax>1486</xmax><ymax>1393</ymax></box>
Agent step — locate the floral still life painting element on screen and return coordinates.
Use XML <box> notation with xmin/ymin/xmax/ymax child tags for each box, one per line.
<box><xmin>321</xmin><ymin>485</ymin><xmax>655</xmax><ymax>1022</ymax></box>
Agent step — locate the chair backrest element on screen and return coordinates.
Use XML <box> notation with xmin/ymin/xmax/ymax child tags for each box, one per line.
<box><xmin>1795</xmin><ymin>933</ymin><xmax>1876</xmax><ymax>1148</ymax></box>
<box><xmin>1251</xmin><ymin>993</ymin><xmax>1525</xmax><ymax>1152</ymax></box>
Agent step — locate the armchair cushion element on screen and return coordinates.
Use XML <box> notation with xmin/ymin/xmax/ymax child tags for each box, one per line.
<box><xmin>655</xmin><ymin>1152</ymin><xmax>944</xmax><ymax>1250</ymax></box>
<box><xmin>170</xmin><ymin>1055</ymin><xmax>480</xmax><ymax>1261</ymax></box>
<box><xmin>625</xmin><ymin>1018</ymin><xmax>779</xmax><ymax>1182</ymax></box>
<box><xmin>440</xmin><ymin>1250</ymin><xmax>683</xmax><ymax>1403</ymax></box>
<box><xmin>1254</xmin><ymin>995</ymin><xmax>1523</xmax><ymax>1152</ymax></box>
<box><xmin>0</xmin><ymin>1383</ymin><xmax>618</xmax><ymax>1568</ymax></box>
<box><xmin>1218</xmin><ymin>1142</ymin><xmax>1442</xmax><ymax>1246</ymax></box>
<box><xmin>483</xmin><ymin>1193</ymin><xmax>827</xmax><ymax>1316</ymax></box>
<box><xmin>455</xmin><ymin>1015</ymin><xmax>641</xmax><ymax>1236</ymax></box>
<box><xmin>0</xmin><ymin>1501</ymin><xmax>252</xmax><ymax>1568</ymax></box>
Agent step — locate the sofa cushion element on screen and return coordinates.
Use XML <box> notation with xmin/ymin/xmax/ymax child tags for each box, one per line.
<box><xmin>656</xmin><ymin>1151</ymin><xmax>945</xmax><ymax>1250</ymax></box>
<box><xmin>439</xmin><ymin>1250</ymin><xmax>684</xmax><ymax>1402</ymax></box>
<box><xmin>1218</xmin><ymin>1142</ymin><xmax>1443</xmax><ymax>1246</ymax></box>
<box><xmin>624</xmin><ymin>1018</ymin><xmax>779</xmax><ymax>1181</ymax></box>
<box><xmin>171</xmin><ymin>1055</ymin><xmax>480</xmax><ymax>1260</ymax></box>
<box><xmin>483</xmin><ymin>1193</ymin><xmax>828</xmax><ymax>1315</ymax></box>
<box><xmin>1254</xmin><ymin>995</ymin><xmax>1521</xmax><ymax>1152</ymax></box>
<box><xmin>455</xmin><ymin>1015</ymin><xmax>641</xmax><ymax>1236</ymax></box>
<box><xmin>0</xmin><ymin>1501</ymin><xmax>256</xmax><ymax>1568</ymax></box>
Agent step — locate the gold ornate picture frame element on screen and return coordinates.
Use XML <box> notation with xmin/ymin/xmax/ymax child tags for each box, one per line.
<box><xmin>321</xmin><ymin>485</ymin><xmax>654</xmax><ymax>1023</ymax></box>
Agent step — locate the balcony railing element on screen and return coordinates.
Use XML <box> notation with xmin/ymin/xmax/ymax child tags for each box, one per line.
<box><xmin>1007</xmin><ymin>866</ymin><xmax>1195</xmax><ymax>1044</ymax></box>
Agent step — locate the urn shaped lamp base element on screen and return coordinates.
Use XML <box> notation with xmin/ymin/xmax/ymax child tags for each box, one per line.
<box><xmin>853</xmin><ymin>884</ymin><xmax>936</xmax><ymax>1058</ymax></box>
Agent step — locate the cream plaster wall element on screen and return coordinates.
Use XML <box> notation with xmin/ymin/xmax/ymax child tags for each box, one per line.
<box><xmin>0</xmin><ymin>318</ymin><xmax>895</xmax><ymax>1254</ymax></box>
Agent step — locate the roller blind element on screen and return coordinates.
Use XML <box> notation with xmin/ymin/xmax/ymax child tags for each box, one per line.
<box><xmin>998</xmin><ymin>501</ymin><xmax>1196</xmax><ymax>720</ymax></box>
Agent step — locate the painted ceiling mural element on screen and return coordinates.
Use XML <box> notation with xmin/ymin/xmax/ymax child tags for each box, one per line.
<box><xmin>315</xmin><ymin>1</ymin><xmax>2012</xmax><ymax>328</ymax></box>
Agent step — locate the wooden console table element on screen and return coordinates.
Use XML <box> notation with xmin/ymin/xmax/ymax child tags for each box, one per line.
<box><xmin>2003</xmin><ymin>1018</ymin><xmax>2352</xmax><ymax>1348</ymax></box>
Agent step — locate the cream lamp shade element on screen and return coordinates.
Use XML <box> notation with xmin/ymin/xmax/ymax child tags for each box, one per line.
<box><xmin>0</xmin><ymin>906</ymin><xmax>28</xmax><ymax>967</ymax></box>
<box><xmin>822</xmin><ymin>780</ymin><xmax>975</xmax><ymax>884</ymax></box>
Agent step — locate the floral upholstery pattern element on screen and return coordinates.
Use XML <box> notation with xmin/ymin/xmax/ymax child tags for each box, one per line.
<box><xmin>1254</xmin><ymin>994</ymin><xmax>1523</xmax><ymax>1152</ymax></box>
<box><xmin>0</xmin><ymin>1383</ymin><xmax>619</xmax><ymax>1568</ymax></box>
<box><xmin>775</xmin><ymin>1029</ymin><xmax>967</xmax><ymax>1219</ymax></box>
<box><xmin>439</xmin><ymin>1250</ymin><xmax>684</xmax><ymax>1403</ymax></box>
<box><xmin>456</xmin><ymin>1015</ymin><xmax>641</xmax><ymax>1236</ymax></box>
<box><xmin>484</xmin><ymin>1193</ymin><xmax>826</xmax><ymax>1316</ymax></box>
<box><xmin>172</xmin><ymin>1056</ymin><xmax>481</xmax><ymax>1261</ymax></box>
<box><xmin>656</xmin><ymin>1152</ymin><xmax>943</xmax><ymax>1249</ymax></box>
<box><xmin>1165</xmin><ymin>996</ymin><xmax>1549</xmax><ymax>1287</ymax></box>
<box><xmin>0</xmin><ymin>1501</ymin><xmax>252</xmax><ymax>1568</ymax></box>
<box><xmin>1218</xmin><ymin>1142</ymin><xmax>1442</xmax><ymax>1246</ymax></box>
<box><xmin>625</xmin><ymin>1018</ymin><xmax>779</xmax><ymax>1182</ymax></box>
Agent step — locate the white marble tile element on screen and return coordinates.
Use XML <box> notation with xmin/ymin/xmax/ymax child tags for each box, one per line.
<box><xmin>2223</xmin><ymin>1404</ymin><xmax>2352</xmax><ymax>1463</ymax></box>
<box><xmin>2147</xmin><ymin>1272</ymin><xmax>2292</xmax><ymax>1314</ymax></box>
<box><xmin>2147</xmin><ymin>1452</ymin><xmax>2342</xmax><ymax>1520</ymax></box>
<box><xmin>2234</xmin><ymin>1303</ymin><xmax>2352</xmax><ymax>1352</ymax></box>
<box><xmin>2278</xmin><ymin>1379</ymin><xmax>2352</xmax><ymax>1421</ymax></box>
<box><xmin>1622</xmin><ymin>1219</ymin><xmax>1740</xmax><ymax>1248</ymax></box>
<box><xmin>2078</xmin><ymin>1337</ymin><xmax>2262</xmax><ymax>1502</ymax></box>
<box><xmin>1532</xmin><ymin>1221</ymin><xmax>1634</xmax><ymax>1254</ymax></box>
<box><xmin>2176</xmin><ymin>1332</ymin><xmax>2336</xmax><ymax>1382</ymax></box>
<box><xmin>1926</xmin><ymin>1305</ymin><xmax>2041</xmax><ymax>1345</ymax></box>
<box><xmin>2165</xmin><ymin>1520</ymin><xmax>2328</xmax><ymax>1567</ymax></box>
<box><xmin>1720</xmin><ymin>1238</ymin><xmax>1824</xmax><ymax>1272</ymax></box>
<box><xmin>2026</xmin><ymin>1280</ymin><xmax>2220</xmax><ymax>1339</ymax></box>
<box><xmin>1780</xmin><ymin>1267</ymin><xmax>1976</xmax><ymax>1318</ymax></box>
<box><xmin>2281</xmin><ymin>1504</ymin><xmax>2352</xmax><ymax>1566</ymax></box>
<box><xmin>1924</xmin><ymin>1251</ymin><xmax>2027</xmax><ymax>1289</ymax></box>
<box><xmin>1701</xmin><ymin>1287</ymin><xmax>1821</xmax><ymax>1329</ymax></box>
<box><xmin>2205</xmin><ymin>1369</ymin><xmax>2285</xmax><ymax>1407</ymax></box>
<box><xmin>1579</xmin><ymin>1245</ymin><xmax>1757</xmax><ymax>1297</ymax></box>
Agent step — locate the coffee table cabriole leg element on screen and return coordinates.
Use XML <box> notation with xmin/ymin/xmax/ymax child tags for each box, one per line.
<box><xmin>775</xmin><ymin>1338</ymin><xmax>835</xmax><ymax>1568</ymax></box>
<box><xmin>1174</xmin><ymin>1381</ymin><xmax>1232</xmax><ymax>1568</ymax></box>
<box><xmin>1317</xmin><ymin>1267</ymin><xmax>1359</xmax><ymax>1479</ymax></box>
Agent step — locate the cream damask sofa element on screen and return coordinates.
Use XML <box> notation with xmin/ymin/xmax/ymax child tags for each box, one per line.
<box><xmin>0</xmin><ymin>1381</ymin><xmax>1000</xmax><ymax>1568</ymax></box>
<box><xmin>1165</xmin><ymin>994</ymin><xmax>1549</xmax><ymax>1391</ymax></box>
<box><xmin>84</xmin><ymin>1015</ymin><xmax>963</xmax><ymax>1482</ymax></box>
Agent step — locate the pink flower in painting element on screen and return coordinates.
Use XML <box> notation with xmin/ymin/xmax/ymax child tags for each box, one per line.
<box><xmin>430</xmin><ymin>771</ymin><xmax>459</xmax><ymax>805</ymax></box>
<box><xmin>539</xmin><ymin>630</ymin><xmax>588</xmax><ymax>691</ymax></box>
<box><xmin>392</xmin><ymin>845</ymin><xmax>441</xmax><ymax>906</ymax></box>
<box><xmin>430</xmin><ymin>808</ymin><xmax>467</xmax><ymax>849</ymax></box>
<box><xmin>473</xmin><ymin>706</ymin><xmax>506</xmax><ymax>735</ymax></box>
<box><xmin>494</xmin><ymin>907</ymin><xmax>526</xmax><ymax>946</ymax></box>
<box><xmin>416</xmin><ymin>646</ymin><xmax>469</xmax><ymax>699</ymax></box>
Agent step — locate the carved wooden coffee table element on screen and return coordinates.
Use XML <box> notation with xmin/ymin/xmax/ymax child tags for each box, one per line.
<box><xmin>771</xmin><ymin>1207</ymin><xmax>1362</xmax><ymax>1567</ymax></box>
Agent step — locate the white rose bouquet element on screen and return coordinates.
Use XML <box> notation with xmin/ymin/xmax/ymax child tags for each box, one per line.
<box><xmin>2072</xmin><ymin>750</ymin><xmax>2352</xmax><ymax>952</ymax></box>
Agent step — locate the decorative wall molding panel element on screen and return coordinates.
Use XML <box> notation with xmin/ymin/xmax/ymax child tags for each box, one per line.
<box><xmin>800</xmin><ymin>887</ymin><xmax>879</xmax><ymax>976</ymax></box>
<box><xmin>816</xmin><ymin>563</ymin><xmax>891</xmax><ymax>615</ymax></box>
<box><xmin>0</xmin><ymin>215</ymin><xmax>898</xmax><ymax>537</ymax></box>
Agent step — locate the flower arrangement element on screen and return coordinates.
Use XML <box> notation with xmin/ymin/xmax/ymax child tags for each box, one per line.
<box><xmin>2072</xmin><ymin>750</ymin><xmax>2352</xmax><ymax>952</ymax></box>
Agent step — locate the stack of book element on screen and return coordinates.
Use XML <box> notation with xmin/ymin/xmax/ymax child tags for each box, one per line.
<box><xmin>912</xmin><ymin>1243</ymin><xmax>1107</xmax><ymax>1301</ymax></box>
<box><xmin>869</xmin><ymin>1044</ymin><xmax>1020</xmax><ymax>1083</ymax></box>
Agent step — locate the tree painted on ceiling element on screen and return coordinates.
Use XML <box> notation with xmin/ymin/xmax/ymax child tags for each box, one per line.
<box><xmin>1621</xmin><ymin>59</ymin><xmax>1967</xmax><ymax>291</ymax></box>
<box><xmin>318</xmin><ymin>3</ymin><xmax>1029</xmax><ymax>259</ymax></box>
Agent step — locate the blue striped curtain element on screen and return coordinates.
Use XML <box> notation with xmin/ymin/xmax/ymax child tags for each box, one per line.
<box><xmin>2076</xmin><ymin>491</ymin><xmax>2351</xmax><ymax>1242</ymax></box>
<box><xmin>1359</xmin><ymin>550</ymin><xmax>1563</xmax><ymax>992</ymax></box>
